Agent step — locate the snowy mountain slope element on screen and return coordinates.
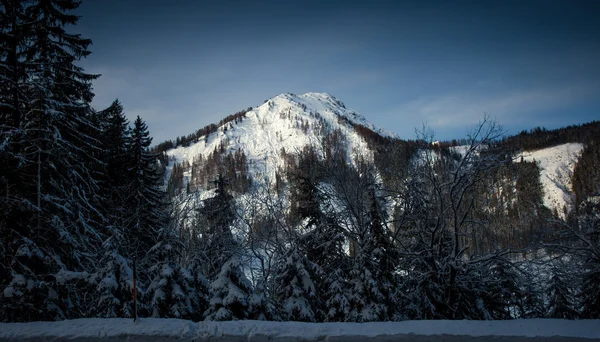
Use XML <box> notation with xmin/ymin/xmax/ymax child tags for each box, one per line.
<box><xmin>166</xmin><ymin>92</ymin><xmax>387</xmax><ymax>188</ymax></box>
<box><xmin>163</xmin><ymin>93</ymin><xmax>586</xmax><ymax>220</ymax></box>
<box><xmin>519</xmin><ymin>143</ymin><xmax>584</xmax><ymax>217</ymax></box>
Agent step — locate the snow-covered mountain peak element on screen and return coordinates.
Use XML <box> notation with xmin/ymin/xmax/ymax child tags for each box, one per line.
<box><xmin>258</xmin><ymin>92</ymin><xmax>397</xmax><ymax>139</ymax></box>
<box><xmin>166</xmin><ymin>92</ymin><xmax>392</xmax><ymax>190</ymax></box>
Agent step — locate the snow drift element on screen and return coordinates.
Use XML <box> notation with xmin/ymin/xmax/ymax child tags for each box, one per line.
<box><xmin>1</xmin><ymin>318</ymin><xmax>600</xmax><ymax>341</ymax></box>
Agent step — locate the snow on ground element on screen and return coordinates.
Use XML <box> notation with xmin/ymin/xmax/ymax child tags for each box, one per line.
<box><xmin>1</xmin><ymin>318</ymin><xmax>600</xmax><ymax>341</ymax></box>
<box><xmin>519</xmin><ymin>143</ymin><xmax>583</xmax><ymax>217</ymax></box>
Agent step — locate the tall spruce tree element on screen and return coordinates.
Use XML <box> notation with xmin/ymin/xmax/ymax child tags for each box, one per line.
<box><xmin>197</xmin><ymin>173</ymin><xmax>236</xmax><ymax>280</ymax></box>
<box><xmin>272</xmin><ymin>243</ymin><xmax>324</xmax><ymax>322</ymax></box>
<box><xmin>127</xmin><ymin>115</ymin><xmax>167</xmax><ymax>263</ymax></box>
<box><xmin>578</xmin><ymin>197</ymin><xmax>600</xmax><ymax>318</ymax></box>
<box><xmin>146</xmin><ymin>228</ymin><xmax>200</xmax><ymax>320</ymax></box>
<box><xmin>545</xmin><ymin>267</ymin><xmax>577</xmax><ymax>319</ymax></box>
<box><xmin>0</xmin><ymin>0</ymin><xmax>30</xmax><ymax>306</ymax></box>
<box><xmin>92</xmin><ymin>242</ymin><xmax>136</xmax><ymax>318</ymax></box>
<box><xmin>1</xmin><ymin>0</ymin><xmax>103</xmax><ymax>321</ymax></box>
<box><xmin>99</xmin><ymin>100</ymin><xmax>131</xmax><ymax>220</ymax></box>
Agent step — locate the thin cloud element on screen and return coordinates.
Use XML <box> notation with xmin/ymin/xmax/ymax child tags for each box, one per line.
<box><xmin>395</xmin><ymin>82</ymin><xmax>600</xmax><ymax>130</ymax></box>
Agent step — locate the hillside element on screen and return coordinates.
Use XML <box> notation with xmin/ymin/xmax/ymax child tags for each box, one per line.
<box><xmin>160</xmin><ymin>92</ymin><xmax>590</xmax><ymax>217</ymax></box>
<box><xmin>137</xmin><ymin>93</ymin><xmax>600</xmax><ymax>322</ymax></box>
<box><xmin>520</xmin><ymin>143</ymin><xmax>583</xmax><ymax>218</ymax></box>
<box><xmin>164</xmin><ymin>92</ymin><xmax>389</xmax><ymax>194</ymax></box>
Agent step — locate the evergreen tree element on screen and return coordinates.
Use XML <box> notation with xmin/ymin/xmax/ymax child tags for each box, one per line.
<box><xmin>578</xmin><ymin>196</ymin><xmax>600</xmax><ymax>318</ymax></box>
<box><xmin>144</xmin><ymin>219</ymin><xmax>205</xmax><ymax>319</ymax></box>
<box><xmin>127</xmin><ymin>116</ymin><xmax>167</xmax><ymax>262</ymax></box>
<box><xmin>204</xmin><ymin>256</ymin><xmax>253</xmax><ymax>321</ymax></box>
<box><xmin>0</xmin><ymin>0</ymin><xmax>30</xmax><ymax>314</ymax></box>
<box><xmin>197</xmin><ymin>173</ymin><xmax>236</xmax><ymax>280</ymax></box>
<box><xmin>580</xmin><ymin>263</ymin><xmax>600</xmax><ymax>318</ymax></box>
<box><xmin>1</xmin><ymin>0</ymin><xmax>103</xmax><ymax>321</ymax></box>
<box><xmin>187</xmin><ymin>255</ymin><xmax>210</xmax><ymax>321</ymax></box>
<box><xmin>98</xmin><ymin>100</ymin><xmax>131</xmax><ymax>216</ymax></box>
<box><xmin>485</xmin><ymin>259</ymin><xmax>523</xmax><ymax>319</ymax></box>
<box><xmin>519</xmin><ymin>265</ymin><xmax>545</xmax><ymax>319</ymax></box>
<box><xmin>146</xmin><ymin>256</ymin><xmax>197</xmax><ymax>319</ymax></box>
<box><xmin>346</xmin><ymin>259</ymin><xmax>387</xmax><ymax>322</ymax></box>
<box><xmin>272</xmin><ymin>243</ymin><xmax>324</xmax><ymax>322</ymax></box>
<box><xmin>346</xmin><ymin>192</ymin><xmax>398</xmax><ymax>322</ymax></box>
<box><xmin>248</xmin><ymin>281</ymin><xmax>279</xmax><ymax>321</ymax></box>
<box><xmin>546</xmin><ymin>268</ymin><xmax>577</xmax><ymax>319</ymax></box>
<box><xmin>323</xmin><ymin>268</ymin><xmax>351</xmax><ymax>322</ymax></box>
<box><xmin>92</xmin><ymin>241</ymin><xmax>136</xmax><ymax>318</ymax></box>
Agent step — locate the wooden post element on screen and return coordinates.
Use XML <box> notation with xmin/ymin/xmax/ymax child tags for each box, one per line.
<box><xmin>133</xmin><ymin>257</ymin><xmax>137</xmax><ymax>321</ymax></box>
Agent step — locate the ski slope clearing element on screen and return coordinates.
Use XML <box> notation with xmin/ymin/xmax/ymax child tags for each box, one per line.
<box><xmin>1</xmin><ymin>318</ymin><xmax>600</xmax><ymax>341</ymax></box>
<box><xmin>520</xmin><ymin>143</ymin><xmax>583</xmax><ymax>217</ymax></box>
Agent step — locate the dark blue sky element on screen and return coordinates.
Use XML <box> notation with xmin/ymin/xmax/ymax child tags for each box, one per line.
<box><xmin>76</xmin><ymin>0</ymin><xmax>600</xmax><ymax>143</ymax></box>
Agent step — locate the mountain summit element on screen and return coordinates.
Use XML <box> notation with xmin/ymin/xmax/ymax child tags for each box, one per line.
<box><xmin>166</xmin><ymin>92</ymin><xmax>392</xmax><ymax>191</ymax></box>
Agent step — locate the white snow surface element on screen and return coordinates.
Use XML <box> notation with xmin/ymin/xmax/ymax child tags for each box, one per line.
<box><xmin>519</xmin><ymin>143</ymin><xmax>583</xmax><ymax>217</ymax></box>
<box><xmin>1</xmin><ymin>318</ymin><xmax>599</xmax><ymax>341</ymax></box>
<box><xmin>167</xmin><ymin>92</ymin><xmax>391</xmax><ymax>186</ymax></box>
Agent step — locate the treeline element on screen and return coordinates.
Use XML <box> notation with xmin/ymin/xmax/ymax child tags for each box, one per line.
<box><xmin>148</xmin><ymin>118</ymin><xmax>598</xmax><ymax>322</ymax></box>
<box><xmin>153</xmin><ymin>108</ymin><xmax>251</xmax><ymax>153</ymax></box>
<box><xmin>497</xmin><ymin>121</ymin><xmax>600</xmax><ymax>152</ymax></box>
<box><xmin>167</xmin><ymin>144</ymin><xmax>252</xmax><ymax>196</ymax></box>
<box><xmin>572</xmin><ymin>128</ymin><xmax>600</xmax><ymax>210</ymax></box>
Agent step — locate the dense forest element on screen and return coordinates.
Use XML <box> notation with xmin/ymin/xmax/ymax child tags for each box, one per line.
<box><xmin>1</xmin><ymin>0</ymin><xmax>599</xmax><ymax>323</ymax></box>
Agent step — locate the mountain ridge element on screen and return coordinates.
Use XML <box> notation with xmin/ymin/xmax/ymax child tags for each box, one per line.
<box><xmin>159</xmin><ymin>92</ymin><xmax>598</xmax><ymax>217</ymax></box>
<box><xmin>165</xmin><ymin>92</ymin><xmax>387</xmax><ymax>192</ymax></box>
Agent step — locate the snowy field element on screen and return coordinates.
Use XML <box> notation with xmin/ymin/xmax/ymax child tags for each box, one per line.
<box><xmin>1</xmin><ymin>318</ymin><xmax>600</xmax><ymax>341</ymax></box>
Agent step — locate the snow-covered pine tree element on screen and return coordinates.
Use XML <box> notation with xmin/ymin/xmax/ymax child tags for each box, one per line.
<box><xmin>197</xmin><ymin>173</ymin><xmax>236</xmax><ymax>280</ymax></box>
<box><xmin>580</xmin><ymin>261</ymin><xmax>600</xmax><ymax>318</ymax></box>
<box><xmin>330</xmin><ymin>166</ymin><xmax>399</xmax><ymax>322</ymax></box>
<box><xmin>323</xmin><ymin>268</ymin><xmax>351</xmax><ymax>322</ymax></box>
<box><xmin>248</xmin><ymin>281</ymin><xmax>279</xmax><ymax>321</ymax></box>
<box><xmin>0</xmin><ymin>0</ymin><xmax>30</xmax><ymax>315</ymax></box>
<box><xmin>186</xmin><ymin>255</ymin><xmax>210</xmax><ymax>321</ymax></box>
<box><xmin>346</xmin><ymin>256</ymin><xmax>388</xmax><ymax>322</ymax></box>
<box><xmin>1</xmin><ymin>0</ymin><xmax>103</xmax><ymax>321</ymax></box>
<box><xmin>272</xmin><ymin>243</ymin><xmax>324</xmax><ymax>322</ymax></box>
<box><xmin>476</xmin><ymin>258</ymin><xmax>523</xmax><ymax>320</ymax></box>
<box><xmin>518</xmin><ymin>262</ymin><xmax>545</xmax><ymax>319</ymax></box>
<box><xmin>578</xmin><ymin>196</ymin><xmax>600</xmax><ymax>318</ymax></box>
<box><xmin>296</xmin><ymin>215</ymin><xmax>347</xmax><ymax>321</ymax></box>
<box><xmin>92</xmin><ymin>239</ymin><xmax>136</xmax><ymax>318</ymax></box>
<box><xmin>204</xmin><ymin>256</ymin><xmax>253</xmax><ymax>321</ymax></box>
<box><xmin>125</xmin><ymin>115</ymin><xmax>187</xmax><ymax>319</ymax></box>
<box><xmin>82</xmin><ymin>100</ymin><xmax>140</xmax><ymax>319</ymax></box>
<box><xmin>546</xmin><ymin>267</ymin><xmax>578</xmax><ymax>319</ymax></box>
<box><xmin>287</xmin><ymin>147</ymin><xmax>351</xmax><ymax>322</ymax></box>
<box><xmin>145</xmin><ymin>227</ymin><xmax>200</xmax><ymax>320</ymax></box>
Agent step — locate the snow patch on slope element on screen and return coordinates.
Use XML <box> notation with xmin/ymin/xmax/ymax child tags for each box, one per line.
<box><xmin>519</xmin><ymin>143</ymin><xmax>583</xmax><ymax>217</ymax></box>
